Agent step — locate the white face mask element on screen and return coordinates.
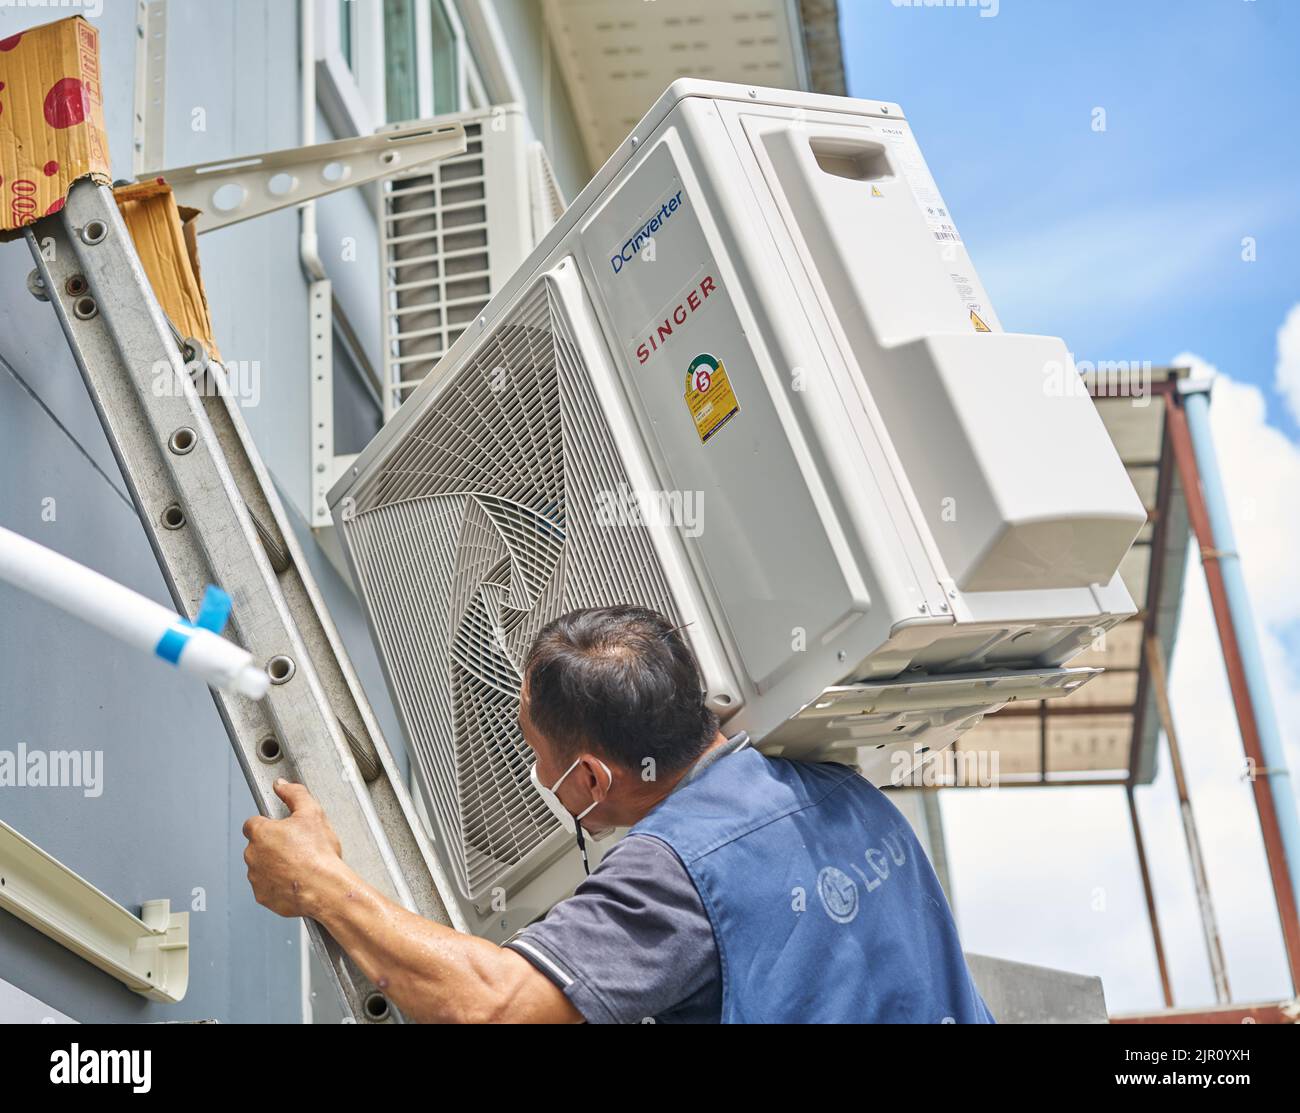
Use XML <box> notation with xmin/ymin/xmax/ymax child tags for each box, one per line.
<box><xmin>530</xmin><ymin>756</ymin><xmax>616</xmax><ymax>853</ymax></box>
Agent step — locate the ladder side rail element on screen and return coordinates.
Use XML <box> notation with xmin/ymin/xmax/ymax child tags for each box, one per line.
<box><xmin>196</xmin><ymin>335</ymin><xmax>468</xmax><ymax>937</ymax></box>
<box><xmin>26</xmin><ymin>181</ymin><xmax>458</xmax><ymax>1022</ymax></box>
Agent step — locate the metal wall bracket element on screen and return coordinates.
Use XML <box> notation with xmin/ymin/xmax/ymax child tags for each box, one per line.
<box><xmin>0</xmin><ymin>820</ymin><xmax>189</xmax><ymax>1004</ymax></box>
<box><xmin>308</xmin><ymin>283</ymin><xmax>363</xmax><ymax>528</ymax></box>
<box><xmin>309</xmin><ymin>280</ymin><xmax>335</xmax><ymax>528</ymax></box>
<box><xmin>132</xmin><ymin>0</ymin><xmax>168</xmax><ymax>177</ymax></box>
<box><xmin>156</xmin><ymin>123</ymin><xmax>467</xmax><ymax>234</ymax></box>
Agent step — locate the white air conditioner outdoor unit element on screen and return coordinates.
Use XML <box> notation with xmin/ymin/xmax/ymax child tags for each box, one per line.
<box><xmin>377</xmin><ymin>105</ymin><xmax>565</xmax><ymax>419</ymax></box>
<box><xmin>335</xmin><ymin>82</ymin><xmax>1146</xmax><ymax>939</ymax></box>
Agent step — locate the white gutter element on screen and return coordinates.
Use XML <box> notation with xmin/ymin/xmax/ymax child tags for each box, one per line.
<box><xmin>300</xmin><ymin>0</ymin><xmax>327</xmax><ymax>282</ymax></box>
<box><xmin>0</xmin><ymin>819</ymin><xmax>190</xmax><ymax>1004</ymax></box>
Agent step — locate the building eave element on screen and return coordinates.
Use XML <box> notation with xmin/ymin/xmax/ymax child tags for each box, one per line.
<box><xmin>540</xmin><ymin>0</ymin><xmax>848</xmax><ymax>172</ymax></box>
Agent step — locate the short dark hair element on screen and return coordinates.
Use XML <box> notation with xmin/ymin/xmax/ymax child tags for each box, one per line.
<box><xmin>523</xmin><ymin>605</ymin><xmax>719</xmax><ymax>774</ymax></box>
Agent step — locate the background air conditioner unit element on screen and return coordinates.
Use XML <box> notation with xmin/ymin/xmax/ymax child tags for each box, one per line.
<box><xmin>336</xmin><ymin>82</ymin><xmax>1146</xmax><ymax>939</ymax></box>
<box><xmin>377</xmin><ymin>105</ymin><xmax>566</xmax><ymax>419</ymax></box>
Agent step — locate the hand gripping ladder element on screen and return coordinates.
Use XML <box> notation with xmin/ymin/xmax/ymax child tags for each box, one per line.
<box><xmin>24</xmin><ymin>180</ymin><xmax>466</xmax><ymax>1023</ymax></box>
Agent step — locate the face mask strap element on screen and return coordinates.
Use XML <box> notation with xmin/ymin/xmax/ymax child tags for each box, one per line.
<box><xmin>548</xmin><ymin>756</ymin><xmax>583</xmax><ymax>794</ymax></box>
<box><xmin>552</xmin><ymin>759</ymin><xmax>611</xmax><ymax>876</ymax></box>
<box><xmin>574</xmin><ymin>821</ymin><xmax>590</xmax><ymax>876</ymax></box>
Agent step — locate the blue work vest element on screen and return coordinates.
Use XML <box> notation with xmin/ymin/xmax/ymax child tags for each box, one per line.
<box><xmin>629</xmin><ymin>746</ymin><xmax>994</xmax><ymax>1024</ymax></box>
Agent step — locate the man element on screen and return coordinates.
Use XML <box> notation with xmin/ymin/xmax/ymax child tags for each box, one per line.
<box><xmin>243</xmin><ymin>605</ymin><xmax>993</xmax><ymax>1023</ymax></box>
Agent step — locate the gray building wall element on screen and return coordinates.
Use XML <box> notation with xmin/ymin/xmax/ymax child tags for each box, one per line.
<box><xmin>0</xmin><ymin>0</ymin><xmax>311</xmax><ymax>1025</ymax></box>
<box><xmin>489</xmin><ymin>0</ymin><xmax>591</xmax><ymax>198</ymax></box>
<box><xmin>0</xmin><ymin>0</ymin><xmax>581</xmax><ymax>1023</ymax></box>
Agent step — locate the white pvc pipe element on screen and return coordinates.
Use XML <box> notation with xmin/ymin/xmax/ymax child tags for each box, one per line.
<box><xmin>0</xmin><ymin>526</ymin><xmax>269</xmax><ymax>699</ymax></box>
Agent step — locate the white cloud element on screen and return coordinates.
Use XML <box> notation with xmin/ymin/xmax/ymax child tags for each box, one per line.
<box><xmin>1276</xmin><ymin>304</ymin><xmax>1300</xmax><ymax>429</ymax></box>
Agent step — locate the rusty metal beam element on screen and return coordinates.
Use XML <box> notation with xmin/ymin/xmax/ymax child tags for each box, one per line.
<box><xmin>1113</xmin><ymin>1000</ymin><xmax>1298</xmax><ymax>1024</ymax></box>
<box><xmin>1128</xmin><ymin>391</ymin><xmax>1177</xmax><ymax>786</ymax></box>
<box><xmin>938</xmin><ymin>777</ymin><xmax>1131</xmax><ymax>789</ymax></box>
<box><xmin>1165</xmin><ymin>391</ymin><xmax>1300</xmax><ymax>991</ymax></box>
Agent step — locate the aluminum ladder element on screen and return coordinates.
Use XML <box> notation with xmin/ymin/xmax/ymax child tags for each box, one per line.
<box><xmin>22</xmin><ymin>179</ymin><xmax>466</xmax><ymax>1023</ymax></box>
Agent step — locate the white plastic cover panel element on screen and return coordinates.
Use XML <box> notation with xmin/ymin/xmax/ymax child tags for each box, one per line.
<box><xmin>343</xmin><ymin>280</ymin><xmax>679</xmax><ymax>899</ymax></box>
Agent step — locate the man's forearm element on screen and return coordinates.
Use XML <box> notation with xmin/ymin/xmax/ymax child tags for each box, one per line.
<box><xmin>303</xmin><ymin>859</ymin><xmax>499</xmax><ymax>1022</ymax></box>
<box><xmin>303</xmin><ymin>859</ymin><xmax>573</xmax><ymax>1023</ymax></box>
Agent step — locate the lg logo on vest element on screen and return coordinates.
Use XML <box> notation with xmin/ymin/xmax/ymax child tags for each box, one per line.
<box><xmin>815</xmin><ymin>827</ymin><xmax>909</xmax><ymax>924</ymax></box>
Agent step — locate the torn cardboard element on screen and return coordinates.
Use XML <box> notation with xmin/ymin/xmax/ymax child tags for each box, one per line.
<box><xmin>0</xmin><ymin>15</ymin><xmax>111</xmax><ymax>239</ymax></box>
<box><xmin>114</xmin><ymin>179</ymin><xmax>222</xmax><ymax>361</ymax></box>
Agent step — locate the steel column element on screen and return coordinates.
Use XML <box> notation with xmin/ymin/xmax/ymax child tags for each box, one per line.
<box><xmin>1145</xmin><ymin>634</ymin><xmax>1231</xmax><ymax>1002</ymax></box>
<box><xmin>1126</xmin><ymin>786</ymin><xmax>1175</xmax><ymax>1008</ymax></box>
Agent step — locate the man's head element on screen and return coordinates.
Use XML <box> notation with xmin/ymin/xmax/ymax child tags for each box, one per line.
<box><xmin>519</xmin><ymin>605</ymin><xmax>720</xmax><ymax>832</ymax></box>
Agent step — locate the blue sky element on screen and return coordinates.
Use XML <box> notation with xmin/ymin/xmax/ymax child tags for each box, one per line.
<box><xmin>842</xmin><ymin>0</ymin><xmax>1300</xmax><ymax>436</ymax></box>
<box><xmin>841</xmin><ymin>0</ymin><xmax>1300</xmax><ymax>1012</ymax></box>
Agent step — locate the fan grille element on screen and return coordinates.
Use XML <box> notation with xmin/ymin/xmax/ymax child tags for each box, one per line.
<box><xmin>344</xmin><ymin>280</ymin><xmax>679</xmax><ymax>898</ymax></box>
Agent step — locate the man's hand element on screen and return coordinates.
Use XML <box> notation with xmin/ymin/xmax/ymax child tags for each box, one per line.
<box><xmin>242</xmin><ymin>780</ymin><xmax>580</xmax><ymax>1022</ymax></box>
<box><xmin>242</xmin><ymin>780</ymin><xmax>346</xmax><ymax>918</ymax></box>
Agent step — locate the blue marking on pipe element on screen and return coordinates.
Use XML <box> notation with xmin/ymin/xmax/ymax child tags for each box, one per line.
<box><xmin>155</xmin><ymin>624</ymin><xmax>193</xmax><ymax>664</ymax></box>
<box><xmin>154</xmin><ymin>584</ymin><xmax>231</xmax><ymax>663</ymax></box>
<box><xmin>194</xmin><ymin>584</ymin><xmax>232</xmax><ymax>634</ymax></box>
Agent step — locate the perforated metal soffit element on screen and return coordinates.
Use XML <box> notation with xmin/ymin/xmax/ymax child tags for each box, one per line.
<box><xmin>543</xmin><ymin>0</ymin><xmax>807</xmax><ymax>166</ymax></box>
<box><xmin>344</xmin><ymin>282</ymin><xmax>680</xmax><ymax>898</ymax></box>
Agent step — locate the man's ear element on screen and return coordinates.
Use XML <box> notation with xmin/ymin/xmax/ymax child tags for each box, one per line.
<box><xmin>582</xmin><ymin>755</ymin><xmax>613</xmax><ymax>802</ymax></box>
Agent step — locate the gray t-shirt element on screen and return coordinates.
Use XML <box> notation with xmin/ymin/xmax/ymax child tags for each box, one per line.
<box><xmin>503</xmin><ymin>733</ymin><xmax>750</xmax><ymax>1024</ymax></box>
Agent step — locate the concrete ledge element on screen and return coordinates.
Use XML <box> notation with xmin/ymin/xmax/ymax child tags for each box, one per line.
<box><xmin>967</xmin><ymin>952</ymin><xmax>1108</xmax><ymax>1023</ymax></box>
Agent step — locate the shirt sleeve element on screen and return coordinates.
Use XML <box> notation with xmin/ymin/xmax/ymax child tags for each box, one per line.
<box><xmin>502</xmin><ymin>833</ymin><xmax>718</xmax><ymax>1024</ymax></box>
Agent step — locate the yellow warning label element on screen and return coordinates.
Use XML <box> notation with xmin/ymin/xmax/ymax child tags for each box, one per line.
<box><xmin>685</xmin><ymin>353</ymin><xmax>740</xmax><ymax>443</ymax></box>
<box><xmin>871</xmin><ymin>185</ymin><xmax>884</xmax><ymax>197</ymax></box>
<box><xmin>970</xmin><ymin>309</ymin><xmax>992</xmax><ymax>333</ymax></box>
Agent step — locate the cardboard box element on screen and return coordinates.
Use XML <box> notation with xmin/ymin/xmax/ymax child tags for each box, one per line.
<box><xmin>115</xmin><ymin>180</ymin><xmax>222</xmax><ymax>362</ymax></box>
<box><xmin>0</xmin><ymin>15</ymin><xmax>111</xmax><ymax>238</ymax></box>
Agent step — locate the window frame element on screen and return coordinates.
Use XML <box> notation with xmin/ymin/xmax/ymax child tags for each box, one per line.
<box><xmin>316</xmin><ymin>0</ymin><xmax>385</xmax><ymax>136</ymax></box>
<box><xmin>409</xmin><ymin>0</ymin><xmax>472</xmax><ymax>121</ymax></box>
<box><xmin>316</xmin><ymin>0</ymin><xmax>475</xmax><ymax>135</ymax></box>
<box><xmin>455</xmin><ymin>0</ymin><xmax>527</xmax><ymax>109</ymax></box>
<box><xmin>422</xmin><ymin>0</ymin><xmax>465</xmax><ymax>118</ymax></box>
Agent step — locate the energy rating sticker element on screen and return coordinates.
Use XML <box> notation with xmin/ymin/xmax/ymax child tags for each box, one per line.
<box><xmin>684</xmin><ymin>353</ymin><xmax>740</xmax><ymax>443</ymax></box>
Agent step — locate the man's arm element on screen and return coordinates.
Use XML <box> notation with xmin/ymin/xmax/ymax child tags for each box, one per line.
<box><xmin>242</xmin><ymin>780</ymin><xmax>581</xmax><ymax>1024</ymax></box>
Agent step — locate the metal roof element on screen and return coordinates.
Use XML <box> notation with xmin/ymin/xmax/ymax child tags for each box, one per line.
<box><xmin>950</xmin><ymin>367</ymin><xmax>1192</xmax><ymax>786</ymax></box>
